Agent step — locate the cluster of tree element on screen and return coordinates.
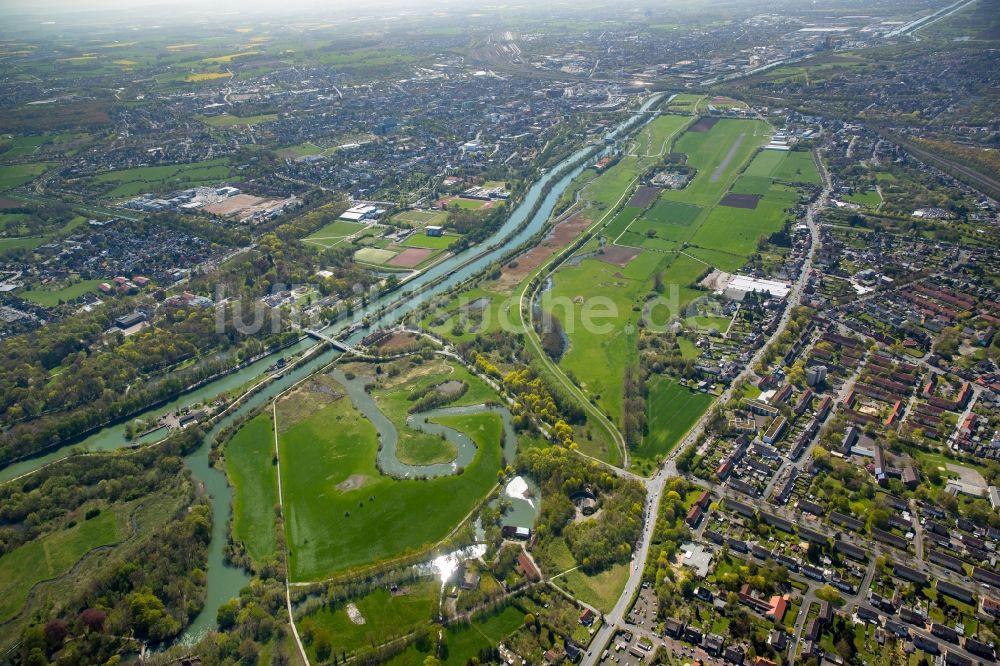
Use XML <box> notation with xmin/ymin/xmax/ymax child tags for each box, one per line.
<box><xmin>408</xmin><ymin>380</ymin><xmax>468</xmax><ymax>414</ymax></box>
<box><xmin>646</xmin><ymin>477</ymin><xmax>696</xmax><ymax>591</ymax></box>
<box><xmin>518</xmin><ymin>446</ymin><xmax>645</xmax><ymax>574</ymax></box>
<box><xmin>501</xmin><ymin>366</ymin><xmax>585</xmax><ymax>434</ymax></box>
<box><xmin>0</xmin><ymin>426</ymin><xmax>199</xmax><ymax>555</ymax></box>
<box><xmin>0</xmin><ymin>200</ymin><xmax>76</xmax><ymax>243</ymax></box>
<box><xmin>538</xmin><ymin>311</ymin><xmax>566</xmax><ymax>362</ymax></box>
<box><xmin>15</xmin><ymin>432</ymin><xmax>212</xmax><ymax>664</ymax></box>
<box><xmin>444</xmin><ymin>205</ymin><xmax>506</xmax><ymax>251</ymax></box>
<box><xmin>0</xmin><ymin>302</ymin><xmax>299</xmax><ymax>465</ymax></box>
<box><xmin>637</xmin><ymin>329</ymin><xmax>700</xmax><ymax>381</ymax></box>
<box><xmin>621</xmin><ymin>364</ymin><xmax>647</xmax><ymax>448</ymax></box>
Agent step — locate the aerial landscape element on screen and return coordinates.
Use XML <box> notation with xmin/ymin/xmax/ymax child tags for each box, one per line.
<box><xmin>1</xmin><ymin>0</ymin><xmax>999</xmax><ymax>664</ymax></box>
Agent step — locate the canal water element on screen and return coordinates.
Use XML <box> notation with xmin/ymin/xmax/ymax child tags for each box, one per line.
<box><xmin>2</xmin><ymin>92</ymin><xmax>667</xmax><ymax>645</ymax></box>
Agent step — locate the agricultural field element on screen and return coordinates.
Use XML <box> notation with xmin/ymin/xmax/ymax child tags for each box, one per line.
<box><xmin>276</xmin><ymin>362</ymin><xmax>506</xmax><ymax>580</ymax></box>
<box><xmin>534</xmin><ymin>115</ymin><xmax>813</xmax><ymax>467</ymax></box>
<box><xmin>225</xmin><ymin>414</ymin><xmax>279</xmax><ymax>564</ymax></box>
<box><xmin>91</xmin><ymin>158</ymin><xmax>232</xmax><ymax>198</ymax></box>
<box><xmin>688</xmin><ymin>181</ymin><xmax>797</xmax><ymax>259</ymax></box>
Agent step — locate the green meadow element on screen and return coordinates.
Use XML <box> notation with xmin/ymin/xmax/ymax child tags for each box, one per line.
<box><xmin>402</xmin><ymin>232</ymin><xmax>455</xmax><ymax>250</ymax></box>
<box><xmin>299</xmin><ymin>581</ymin><xmax>439</xmax><ymax>659</ymax></box>
<box><xmin>20</xmin><ymin>278</ymin><xmax>104</xmax><ymax>307</ymax></box>
<box><xmin>0</xmin><ymin>508</ymin><xmax>124</xmax><ymax>622</ymax></box>
<box><xmin>638</xmin><ymin>377</ymin><xmax>716</xmax><ymax>462</ymax></box>
<box><xmin>380</xmin><ymin>604</ymin><xmax>525</xmax><ymax>666</ymax></box>
<box><xmin>93</xmin><ymin>158</ymin><xmax>231</xmax><ymax>198</ymax></box>
<box><xmin>0</xmin><ymin>163</ymin><xmax>52</xmax><ymax>191</ymax></box>
<box><xmin>226</xmin><ymin>414</ymin><xmax>279</xmax><ymax>564</ymax></box>
<box><xmin>278</xmin><ymin>366</ymin><xmax>505</xmax><ymax>580</ymax></box>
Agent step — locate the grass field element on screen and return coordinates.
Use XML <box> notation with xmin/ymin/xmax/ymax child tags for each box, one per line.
<box><xmin>545</xmin><ymin>537</ymin><xmax>628</xmax><ymax>612</ymax></box>
<box><xmin>402</xmin><ymin>232</ymin><xmax>454</xmax><ymax>250</ymax></box>
<box><xmin>743</xmin><ymin>149</ymin><xmax>786</xmax><ymax>178</ymax></box>
<box><xmin>0</xmin><ymin>163</ymin><xmax>51</xmax><ymax>190</ymax></box>
<box><xmin>198</xmin><ymin>112</ymin><xmax>277</xmax><ymax>128</ymax></box>
<box><xmin>19</xmin><ymin>278</ymin><xmax>104</xmax><ymax>306</ymax></box>
<box><xmin>300</xmin><ymin>581</ymin><xmax>439</xmax><ymax>659</ymax></box>
<box><xmin>771</xmin><ymin>150</ymin><xmax>820</xmax><ymax>184</ymax></box>
<box><xmin>226</xmin><ymin>414</ymin><xmax>278</xmax><ymax>564</ymax></box>
<box><xmin>642</xmin><ymin>199</ymin><xmax>702</xmax><ymax>226</ymax></box>
<box><xmin>353</xmin><ymin>247</ymin><xmax>398</xmax><ymax>265</ymax></box>
<box><xmin>666</xmin><ymin>93</ymin><xmax>702</xmax><ymax>112</ymax></box>
<box><xmin>302</xmin><ymin>219</ymin><xmax>368</xmax><ymax>247</ymax></box>
<box><xmin>278</xmin><ymin>369</ymin><xmax>505</xmax><ymax>580</ymax></box>
<box><xmin>0</xmin><ymin>135</ymin><xmax>47</xmax><ymax>159</ymax></box>
<box><xmin>545</xmin><ymin>251</ymin><xmax>662</xmax><ymax>424</ymax></box>
<box><xmin>392</xmin><ymin>209</ymin><xmax>447</xmax><ymax>227</ymax></box>
<box><xmin>0</xmin><ymin>215</ymin><xmax>86</xmax><ymax>254</ymax></box>
<box><xmin>0</xmin><ymin>508</ymin><xmax>124</xmax><ymax>622</ymax></box>
<box><xmin>637</xmin><ymin>378</ymin><xmax>715</xmax><ymax>462</ymax></box>
<box><xmin>381</xmin><ymin>604</ymin><xmax>525</xmax><ymax>666</ymax></box>
<box><xmin>689</xmin><ymin>181</ymin><xmax>796</xmax><ymax>258</ymax></box>
<box><xmin>443</xmin><ymin>605</ymin><xmax>524</xmax><ymax>665</ymax></box>
<box><xmin>93</xmin><ymin>158</ymin><xmax>231</xmax><ymax>198</ymax></box>
<box><xmin>843</xmin><ymin>190</ymin><xmax>881</xmax><ymax>207</ymax></box>
<box><xmin>0</xmin><ymin>235</ymin><xmax>46</xmax><ymax>251</ymax></box>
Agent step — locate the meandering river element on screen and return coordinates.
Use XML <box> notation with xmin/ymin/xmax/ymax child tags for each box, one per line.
<box><xmin>2</xmin><ymin>92</ymin><xmax>667</xmax><ymax>645</ymax></box>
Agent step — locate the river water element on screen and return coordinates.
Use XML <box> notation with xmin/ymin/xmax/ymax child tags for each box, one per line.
<box><xmin>2</xmin><ymin>92</ymin><xmax>666</xmax><ymax>645</ymax></box>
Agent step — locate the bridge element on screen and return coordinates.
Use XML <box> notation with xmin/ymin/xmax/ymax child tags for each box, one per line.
<box><xmin>303</xmin><ymin>328</ymin><xmax>360</xmax><ymax>355</ymax></box>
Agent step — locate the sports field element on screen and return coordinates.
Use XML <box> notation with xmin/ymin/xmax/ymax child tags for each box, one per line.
<box><xmin>402</xmin><ymin>232</ymin><xmax>454</xmax><ymax>250</ymax></box>
<box><xmin>353</xmin><ymin>247</ymin><xmax>398</xmax><ymax>265</ymax></box>
<box><xmin>637</xmin><ymin>378</ymin><xmax>715</xmax><ymax>461</ymax></box>
<box><xmin>303</xmin><ymin>219</ymin><xmax>368</xmax><ymax>247</ymax></box>
<box><xmin>278</xmin><ymin>366</ymin><xmax>505</xmax><ymax>580</ymax></box>
<box><xmin>392</xmin><ymin>209</ymin><xmax>447</xmax><ymax>227</ymax></box>
<box><xmin>226</xmin><ymin>414</ymin><xmax>278</xmax><ymax>564</ymax></box>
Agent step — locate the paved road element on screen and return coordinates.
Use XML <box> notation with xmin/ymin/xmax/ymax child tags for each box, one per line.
<box><xmin>581</xmin><ymin>147</ymin><xmax>830</xmax><ymax>666</ymax></box>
